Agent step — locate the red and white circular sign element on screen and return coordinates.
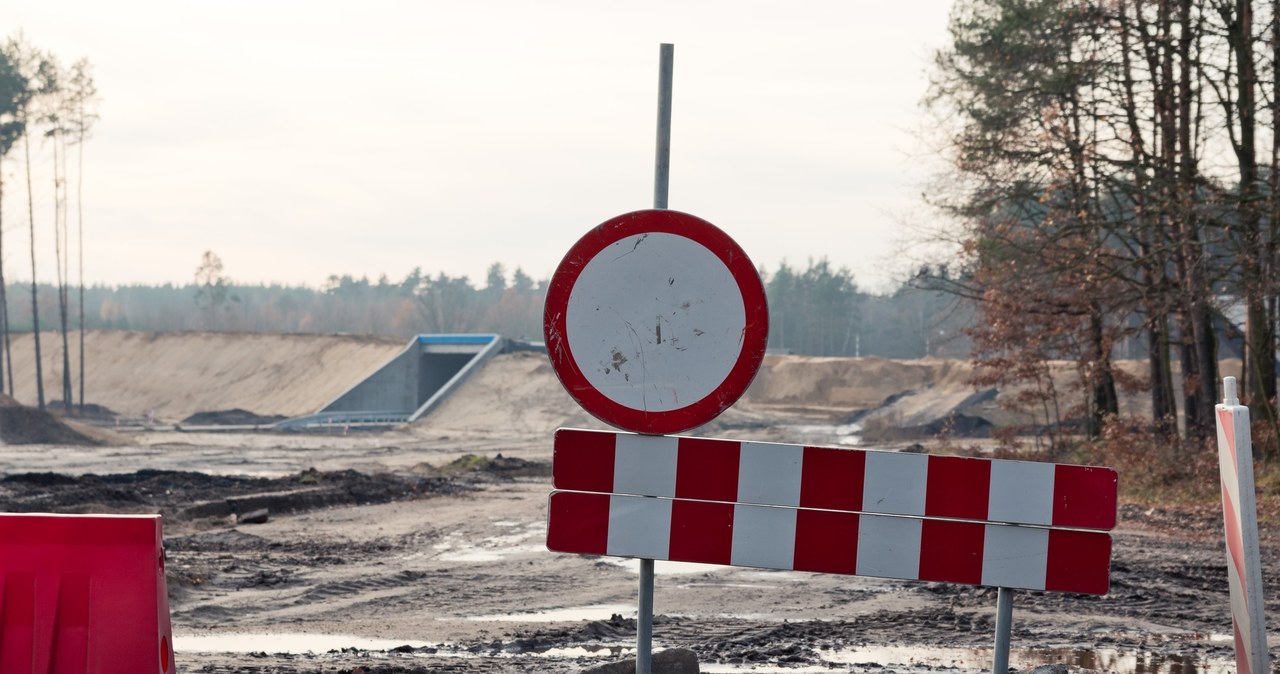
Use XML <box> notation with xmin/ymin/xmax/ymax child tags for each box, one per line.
<box><xmin>544</xmin><ymin>209</ymin><xmax>769</xmax><ymax>434</ymax></box>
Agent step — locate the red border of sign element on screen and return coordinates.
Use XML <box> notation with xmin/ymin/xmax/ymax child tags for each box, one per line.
<box><xmin>544</xmin><ymin>209</ymin><xmax>769</xmax><ymax>435</ymax></box>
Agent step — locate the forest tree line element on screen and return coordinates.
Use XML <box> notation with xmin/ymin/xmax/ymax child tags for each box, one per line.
<box><xmin>0</xmin><ymin>255</ymin><xmax>971</xmax><ymax>361</ymax></box>
<box><xmin>925</xmin><ymin>0</ymin><xmax>1280</xmax><ymax>454</ymax></box>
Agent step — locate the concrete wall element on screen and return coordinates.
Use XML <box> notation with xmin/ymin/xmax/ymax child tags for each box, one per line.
<box><xmin>323</xmin><ymin>344</ymin><xmax>421</xmax><ymax>413</ymax></box>
<box><xmin>320</xmin><ymin>337</ymin><xmax>496</xmax><ymax>416</ymax></box>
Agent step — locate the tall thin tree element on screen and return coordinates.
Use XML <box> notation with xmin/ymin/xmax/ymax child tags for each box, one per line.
<box><xmin>4</xmin><ymin>35</ymin><xmax>50</xmax><ymax>412</ymax></box>
<box><xmin>39</xmin><ymin>55</ymin><xmax>72</xmax><ymax>413</ymax></box>
<box><xmin>0</xmin><ymin>46</ymin><xmax>27</xmax><ymax>398</ymax></box>
<box><xmin>66</xmin><ymin>59</ymin><xmax>95</xmax><ymax>413</ymax></box>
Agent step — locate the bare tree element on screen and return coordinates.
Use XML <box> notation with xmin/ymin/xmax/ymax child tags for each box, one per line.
<box><xmin>66</xmin><ymin>59</ymin><xmax>96</xmax><ymax>413</ymax></box>
<box><xmin>38</xmin><ymin>54</ymin><xmax>72</xmax><ymax>413</ymax></box>
<box><xmin>0</xmin><ymin>45</ymin><xmax>26</xmax><ymax>398</ymax></box>
<box><xmin>4</xmin><ymin>34</ymin><xmax>52</xmax><ymax>412</ymax></box>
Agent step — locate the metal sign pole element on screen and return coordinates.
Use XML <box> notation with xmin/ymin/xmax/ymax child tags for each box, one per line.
<box><xmin>637</xmin><ymin>41</ymin><xmax>674</xmax><ymax>674</ymax></box>
<box><xmin>637</xmin><ymin>558</ymin><xmax>655</xmax><ymax>673</ymax></box>
<box><xmin>654</xmin><ymin>43</ymin><xmax>674</xmax><ymax>210</ymax></box>
<box><xmin>992</xmin><ymin>587</ymin><xmax>1013</xmax><ymax>673</ymax></box>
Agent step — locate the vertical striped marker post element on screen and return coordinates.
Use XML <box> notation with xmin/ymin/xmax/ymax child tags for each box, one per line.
<box><xmin>1215</xmin><ymin>376</ymin><xmax>1269</xmax><ymax>674</ymax></box>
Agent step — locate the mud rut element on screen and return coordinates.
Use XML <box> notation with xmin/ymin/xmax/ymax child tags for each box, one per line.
<box><xmin>1</xmin><ymin>460</ymin><xmax>1273</xmax><ymax>674</ymax></box>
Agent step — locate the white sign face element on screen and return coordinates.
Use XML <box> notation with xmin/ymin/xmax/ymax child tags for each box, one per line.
<box><xmin>564</xmin><ymin>232</ymin><xmax>745</xmax><ymax>413</ymax></box>
<box><xmin>544</xmin><ymin>209</ymin><xmax>769</xmax><ymax>435</ymax></box>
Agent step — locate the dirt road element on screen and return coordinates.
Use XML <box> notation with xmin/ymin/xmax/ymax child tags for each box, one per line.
<box><xmin>0</xmin><ymin>429</ymin><xmax>1272</xmax><ymax>674</ymax></box>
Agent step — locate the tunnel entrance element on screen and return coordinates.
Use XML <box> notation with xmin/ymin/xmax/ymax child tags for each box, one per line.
<box><xmin>275</xmin><ymin>334</ymin><xmax>505</xmax><ymax>430</ymax></box>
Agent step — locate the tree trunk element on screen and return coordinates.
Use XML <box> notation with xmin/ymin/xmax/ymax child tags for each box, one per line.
<box><xmin>1148</xmin><ymin>311</ymin><xmax>1177</xmax><ymax>435</ymax></box>
<box><xmin>76</xmin><ymin>125</ymin><xmax>85</xmax><ymax>412</ymax></box>
<box><xmin>1177</xmin><ymin>307</ymin><xmax>1205</xmax><ymax>437</ymax></box>
<box><xmin>23</xmin><ymin>127</ymin><xmax>43</xmax><ymax>412</ymax></box>
<box><xmin>0</xmin><ymin>165</ymin><xmax>7</xmax><ymax>393</ymax></box>
<box><xmin>1086</xmin><ymin>309</ymin><xmax>1119</xmax><ymax>439</ymax></box>
<box><xmin>52</xmin><ymin>130</ymin><xmax>72</xmax><ymax>413</ymax></box>
<box><xmin>1192</xmin><ymin>305</ymin><xmax>1219</xmax><ymax>433</ymax></box>
<box><xmin>1229</xmin><ymin>0</ymin><xmax>1276</xmax><ymax>424</ymax></box>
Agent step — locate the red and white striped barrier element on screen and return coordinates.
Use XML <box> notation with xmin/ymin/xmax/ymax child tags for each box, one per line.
<box><xmin>552</xmin><ymin>428</ymin><xmax>1117</xmax><ymax>529</ymax></box>
<box><xmin>548</xmin><ymin>429</ymin><xmax>1117</xmax><ymax>595</ymax></box>
<box><xmin>1215</xmin><ymin>377</ymin><xmax>1270</xmax><ymax>674</ymax></box>
<box><xmin>548</xmin><ymin>491</ymin><xmax>1111</xmax><ymax>594</ymax></box>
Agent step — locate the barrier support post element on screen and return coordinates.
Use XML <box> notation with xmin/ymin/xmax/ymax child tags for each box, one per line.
<box><xmin>992</xmin><ymin>586</ymin><xmax>1013</xmax><ymax>673</ymax></box>
<box><xmin>638</xmin><ymin>558</ymin><xmax>655</xmax><ymax>674</ymax></box>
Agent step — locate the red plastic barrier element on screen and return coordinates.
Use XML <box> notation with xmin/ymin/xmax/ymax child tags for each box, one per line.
<box><xmin>0</xmin><ymin>514</ymin><xmax>174</xmax><ymax>674</ymax></box>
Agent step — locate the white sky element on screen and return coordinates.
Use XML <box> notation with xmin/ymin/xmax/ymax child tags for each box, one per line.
<box><xmin>2</xmin><ymin>0</ymin><xmax>956</xmax><ymax>292</ymax></box>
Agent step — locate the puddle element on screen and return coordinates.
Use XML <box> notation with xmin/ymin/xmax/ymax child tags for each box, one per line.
<box><xmin>175</xmin><ymin>632</ymin><xmax>633</xmax><ymax>659</ymax></box>
<box><xmin>173</xmin><ymin>633</ymin><xmax>1236</xmax><ymax>672</ymax></box>
<box><xmin>174</xmin><ymin>633</ymin><xmax>431</xmax><ymax>654</ymax></box>
<box><xmin>736</xmin><ymin>570</ymin><xmax>810</xmax><ymax>582</ymax></box>
<box><xmin>604</xmin><ymin>558</ymin><xmax>730</xmax><ymax>575</ymax></box>
<box><xmin>464</xmin><ymin>603</ymin><xmax>636</xmax><ymax>622</ymax></box>
<box><xmin>704</xmin><ymin>665</ymin><xmax>856</xmax><ymax>673</ymax></box>
<box><xmin>431</xmin><ymin>522</ymin><xmax>546</xmax><ymax>562</ymax></box>
<box><xmin>435</xmin><ymin>544</ymin><xmax>545</xmax><ymax>562</ymax></box>
<box><xmin>791</xmin><ymin>644</ymin><xmax>1236</xmax><ymax>674</ymax></box>
<box><xmin>1023</xmin><ymin>647</ymin><xmax>1234</xmax><ymax>674</ymax></box>
<box><xmin>676</xmin><ymin>582</ymin><xmax>782</xmax><ymax>590</ymax></box>
<box><xmin>782</xmin><ymin>423</ymin><xmax>863</xmax><ymax>447</ymax></box>
<box><xmin>532</xmin><ymin>645</ymin><xmax>632</xmax><ymax>658</ymax></box>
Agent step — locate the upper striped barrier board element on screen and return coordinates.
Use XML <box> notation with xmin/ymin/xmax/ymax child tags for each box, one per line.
<box><xmin>548</xmin><ymin>428</ymin><xmax>1118</xmax><ymax>595</ymax></box>
<box><xmin>551</xmin><ymin>428</ymin><xmax>1117</xmax><ymax>530</ymax></box>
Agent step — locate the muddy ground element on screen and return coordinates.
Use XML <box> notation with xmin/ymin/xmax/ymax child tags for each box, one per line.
<box><xmin>0</xmin><ymin>430</ymin><xmax>1274</xmax><ymax>674</ymax></box>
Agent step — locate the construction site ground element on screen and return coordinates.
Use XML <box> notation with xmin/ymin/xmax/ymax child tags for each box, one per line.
<box><xmin>0</xmin><ymin>331</ymin><xmax>1271</xmax><ymax>673</ymax></box>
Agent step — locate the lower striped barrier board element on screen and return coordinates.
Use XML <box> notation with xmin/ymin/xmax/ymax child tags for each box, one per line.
<box><xmin>548</xmin><ymin>492</ymin><xmax>1111</xmax><ymax>594</ymax></box>
<box><xmin>547</xmin><ymin>428</ymin><xmax>1117</xmax><ymax>595</ymax></box>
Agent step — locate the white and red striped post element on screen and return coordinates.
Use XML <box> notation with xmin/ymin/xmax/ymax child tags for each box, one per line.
<box><xmin>1215</xmin><ymin>376</ymin><xmax>1269</xmax><ymax>674</ymax></box>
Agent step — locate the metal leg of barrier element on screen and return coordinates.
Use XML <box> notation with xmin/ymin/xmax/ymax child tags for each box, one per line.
<box><xmin>638</xmin><ymin>558</ymin><xmax>655</xmax><ymax>674</ymax></box>
<box><xmin>993</xmin><ymin>586</ymin><xmax>1014</xmax><ymax>673</ymax></box>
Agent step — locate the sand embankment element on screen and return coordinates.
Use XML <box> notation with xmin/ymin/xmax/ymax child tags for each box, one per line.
<box><xmin>4</xmin><ymin>331</ymin><xmax>406</xmax><ymax>421</ymax></box>
<box><xmin>0</xmin><ymin>330</ymin><xmax>1218</xmax><ymax>432</ymax></box>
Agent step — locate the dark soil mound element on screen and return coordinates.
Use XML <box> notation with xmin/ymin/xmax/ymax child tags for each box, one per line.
<box><xmin>0</xmin><ymin>396</ymin><xmax>106</xmax><ymax>445</ymax></box>
<box><xmin>0</xmin><ymin>468</ymin><xmax>470</xmax><ymax>519</ymax></box>
<box><xmin>48</xmin><ymin>401</ymin><xmax>121</xmax><ymax>422</ymax></box>
<box><xmin>875</xmin><ymin>412</ymin><xmax>994</xmax><ymax>440</ymax></box>
<box><xmin>181</xmin><ymin>408</ymin><xmax>288</xmax><ymax>426</ymax></box>
<box><xmin>428</xmin><ymin>453</ymin><xmax>551</xmax><ymax>478</ymax></box>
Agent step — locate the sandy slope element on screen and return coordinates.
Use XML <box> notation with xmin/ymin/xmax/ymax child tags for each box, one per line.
<box><xmin>3</xmin><ymin>331</ymin><xmax>406</xmax><ymax>421</ymax></box>
<box><xmin>0</xmin><ymin>330</ymin><xmax>1229</xmax><ymax>434</ymax></box>
<box><xmin>415</xmin><ymin>351</ymin><xmax>776</xmax><ymax>441</ymax></box>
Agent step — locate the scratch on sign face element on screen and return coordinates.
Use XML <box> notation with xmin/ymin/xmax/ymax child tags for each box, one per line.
<box><xmin>612</xmin><ymin>234</ymin><xmax>650</xmax><ymax>261</ymax></box>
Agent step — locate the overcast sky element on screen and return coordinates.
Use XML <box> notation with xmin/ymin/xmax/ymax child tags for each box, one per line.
<box><xmin>3</xmin><ymin>0</ymin><xmax>956</xmax><ymax>293</ymax></box>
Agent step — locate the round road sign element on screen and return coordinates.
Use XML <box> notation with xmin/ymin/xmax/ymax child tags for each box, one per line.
<box><xmin>544</xmin><ymin>209</ymin><xmax>769</xmax><ymax>434</ymax></box>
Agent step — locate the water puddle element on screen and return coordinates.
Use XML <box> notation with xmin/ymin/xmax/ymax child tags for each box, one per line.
<box><xmin>781</xmin><ymin>423</ymin><xmax>863</xmax><ymax>447</ymax></box>
<box><xmin>736</xmin><ymin>570</ymin><xmax>810</xmax><ymax>582</ymax></box>
<box><xmin>604</xmin><ymin>558</ymin><xmax>731</xmax><ymax>575</ymax></box>
<box><xmin>174</xmin><ymin>633</ymin><xmax>1235</xmax><ymax>672</ymax></box>
<box><xmin>701</xmin><ymin>644</ymin><xmax>1235</xmax><ymax>674</ymax></box>
<box><xmin>464</xmin><ymin>603</ymin><xmax>635</xmax><ymax>622</ymax></box>
<box><xmin>174</xmin><ymin>633</ymin><xmax>432</xmax><ymax>654</ymax></box>
<box><xmin>431</xmin><ymin>521</ymin><xmax>546</xmax><ymax>562</ymax></box>
<box><xmin>175</xmin><ymin>632</ymin><xmax>630</xmax><ymax>660</ymax></box>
